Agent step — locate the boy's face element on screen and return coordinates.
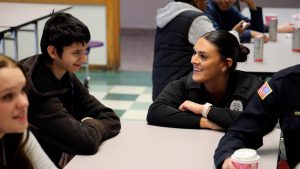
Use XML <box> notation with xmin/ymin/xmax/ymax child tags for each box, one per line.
<box><xmin>50</xmin><ymin>42</ymin><xmax>88</xmax><ymax>78</ymax></box>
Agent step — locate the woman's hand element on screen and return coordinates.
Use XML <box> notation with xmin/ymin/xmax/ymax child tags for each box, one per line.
<box><xmin>179</xmin><ymin>100</ymin><xmax>202</xmax><ymax>115</ymax></box>
<box><xmin>200</xmin><ymin>118</ymin><xmax>223</xmax><ymax>131</ymax></box>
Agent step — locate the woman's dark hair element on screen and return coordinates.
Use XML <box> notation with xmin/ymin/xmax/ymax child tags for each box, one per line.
<box><xmin>0</xmin><ymin>55</ymin><xmax>29</xmax><ymax>92</ymax></box>
<box><xmin>0</xmin><ymin>55</ymin><xmax>32</xmax><ymax>169</ymax></box>
<box><xmin>40</xmin><ymin>12</ymin><xmax>91</xmax><ymax>63</ymax></box>
<box><xmin>202</xmin><ymin>30</ymin><xmax>249</xmax><ymax>71</ymax></box>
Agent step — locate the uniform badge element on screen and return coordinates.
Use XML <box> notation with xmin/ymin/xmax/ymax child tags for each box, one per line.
<box><xmin>257</xmin><ymin>82</ymin><xmax>273</xmax><ymax>100</ymax></box>
<box><xmin>230</xmin><ymin>100</ymin><xmax>243</xmax><ymax>111</ymax></box>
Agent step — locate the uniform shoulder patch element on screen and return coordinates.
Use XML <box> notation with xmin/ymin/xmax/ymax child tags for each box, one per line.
<box><xmin>257</xmin><ymin>82</ymin><xmax>273</xmax><ymax>100</ymax></box>
<box><xmin>230</xmin><ymin>100</ymin><xmax>243</xmax><ymax>111</ymax></box>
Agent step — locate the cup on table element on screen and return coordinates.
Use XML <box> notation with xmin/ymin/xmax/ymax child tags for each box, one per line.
<box><xmin>231</xmin><ymin>148</ymin><xmax>260</xmax><ymax>169</ymax></box>
<box><xmin>265</xmin><ymin>14</ymin><xmax>278</xmax><ymax>26</ymax></box>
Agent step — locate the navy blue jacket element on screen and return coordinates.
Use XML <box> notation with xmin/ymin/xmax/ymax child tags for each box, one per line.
<box><xmin>205</xmin><ymin>0</ymin><xmax>264</xmax><ymax>42</ymax></box>
<box><xmin>152</xmin><ymin>10</ymin><xmax>203</xmax><ymax>101</ymax></box>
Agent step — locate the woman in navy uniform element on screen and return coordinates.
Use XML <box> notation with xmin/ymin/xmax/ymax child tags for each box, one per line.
<box><xmin>214</xmin><ymin>64</ymin><xmax>300</xmax><ymax>169</ymax></box>
<box><xmin>147</xmin><ymin>30</ymin><xmax>263</xmax><ymax>130</ymax></box>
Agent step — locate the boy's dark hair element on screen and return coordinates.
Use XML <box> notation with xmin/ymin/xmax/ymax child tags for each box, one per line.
<box><xmin>40</xmin><ymin>12</ymin><xmax>91</xmax><ymax>62</ymax></box>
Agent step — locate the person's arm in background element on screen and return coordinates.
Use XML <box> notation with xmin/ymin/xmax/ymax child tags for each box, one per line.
<box><xmin>188</xmin><ymin>14</ymin><xmax>215</xmax><ymax>44</ymax></box>
<box><xmin>278</xmin><ymin>22</ymin><xmax>295</xmax><ymax>33</ymax></box>
<box><xmin>190</xmin><ymin>12</ymin><xmax>244</xmax><ymax>44</ymax></box>
<box><xmin>240</xmin><ymin>0</ymin><xmax>263</xmax><ymax>32</ymax></box>
<box><xmin>239</xmin><ymin>0</ymin><xmax>268</xmax><ymax>42</ymax></box>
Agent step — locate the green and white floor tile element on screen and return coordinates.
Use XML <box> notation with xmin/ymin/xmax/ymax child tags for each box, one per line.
<box><xmin>76</xmin><ymin>70</ymin><xmax>153</xmax><ymax>120</ymax></box>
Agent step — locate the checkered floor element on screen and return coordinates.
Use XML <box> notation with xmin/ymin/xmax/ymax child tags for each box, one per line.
<box><xmin>76</xmin><ymin>70</ymin><xmax>153</xmax><ymax>120</ymax></box>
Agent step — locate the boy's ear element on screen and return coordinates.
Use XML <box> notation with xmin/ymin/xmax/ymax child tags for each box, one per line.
<box><xmin>225</xmin><ymin>58</ymin><xmax>233</xmax><ymax>68</ymax></box>
<box><xmin>47</xmin><ymin>46</ymin><xmax>58</xmax><ymax>60</ymax></box>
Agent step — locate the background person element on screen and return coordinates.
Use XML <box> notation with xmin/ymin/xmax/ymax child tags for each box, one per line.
<box><xmin>19</xmin><ymin>12</ymin><xmax>121</xmax><ymax>167</ymax></box>
<box><xmin>0</xmin><ymin>55</ymin><xmax>57</xmax><ymax>169</ymax></box>
<box><xmin>148</xmin><ymin>30</ymin><xmax>263</xmax><ymax>130</ymax></box>
<box><xmin>205</xmin><ymin>0</ymin><xmax>269</xmax><ymax>43</ymax></box>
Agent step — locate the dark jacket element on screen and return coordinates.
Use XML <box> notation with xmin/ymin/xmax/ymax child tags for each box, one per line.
<box><xmin>205</xmin><ymin>0</ymin><xmax>264</xmax><ymax>42</ymax></box>
<box><xmin>20</xmin><ymin>55</ymin><xmax>121</xmax><ymax>166</ymax></box>
<box><xmin>214</xmin><ymin>64</ymin><xmax>300</xmax><ymax>169</ymax></box>
<box><xmin>148</xmin><ymin>71</ymin><xmax>263</xmax><ymax>129</ymax></box>
<box><xmin>152</xmin><ymin>10</ymin><xmax>203</xmax><ymax>100</ymax></box>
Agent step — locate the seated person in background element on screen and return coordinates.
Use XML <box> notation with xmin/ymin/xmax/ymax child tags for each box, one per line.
<box><xmin>205</xmin><ymin>0</ymin><xmax>269</xmax><ymax>43</ymax></box>
<box><xmin>0</xmin><ymin>55</ymin><xmax>57</xmax><ymax>169</ymax></box>
<box><xmin>214</xmin><ymin>64</ymin><xmax>300</xmax><ymax>169</ymax></box>
<box><xmin>152</xmin><ymin>0</ymin><xmax>247</xmax><ymax>101</ymax></box>
<box><xmin>148</xmin><ymin>30</ymin><xmax>263</xmax><ymax>130</ymax></box>
<box><xmin>19</xmin><ymin>12</ymin><xmax>121</xmax><ymax>167</ymax></box>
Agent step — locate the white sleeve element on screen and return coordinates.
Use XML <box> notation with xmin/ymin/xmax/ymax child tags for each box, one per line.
<box><xmin>229</xmin><ymin>30</ymin><xmax>240</xmax><ymax>43</ymax></box>
<box><xmin>188</xmin><ymin>15</ymin><xmax>241</xmax><ymax>44</ymax></box>
<box><xmin>24</xmin><ymin>131</ymin><xmax>58</xmax><ymax>169</ymax></box>
<box><xmin>188</xmin><ymin>15</ymin><xmax>215</xmax><ymax>45</ymax></box>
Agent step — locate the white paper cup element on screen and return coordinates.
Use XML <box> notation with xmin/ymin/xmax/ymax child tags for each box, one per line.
<box><xmin>231</xmin><ymin>148</ymin><xmax>260</xmax><ymax>169</ymax></box>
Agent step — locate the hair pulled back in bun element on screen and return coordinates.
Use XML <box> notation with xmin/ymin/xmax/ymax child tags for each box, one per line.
<box><xmin>202</xmin><ymin>30</ymin><xmax>250</xmax><ymax>71</ymax></box>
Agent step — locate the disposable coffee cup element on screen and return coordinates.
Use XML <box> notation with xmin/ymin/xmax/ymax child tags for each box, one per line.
<box><xmin>231</xmin><ymin>148</ymin><xmax>260</xmax><ymax>169</ymax></box>
<box><xmin>265</xmin><ymin>14</ymin><xmax>278</xmax><ymax>25</ymax></box>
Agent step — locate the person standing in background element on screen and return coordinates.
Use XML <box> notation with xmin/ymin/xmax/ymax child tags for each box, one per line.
<box><xmin>0</xmin><ymin>55</ymin><xmax>57</xmax><ymax>169</ymax></box>
<box><xmin>19</xmin><ymin>12</ymin><xmax>121</xmax><ymax>168</ymax></box>
<box><xmin>152</xmin><ymin>0</ymin><xmax>248</xmax><ymax>101</ymax></box>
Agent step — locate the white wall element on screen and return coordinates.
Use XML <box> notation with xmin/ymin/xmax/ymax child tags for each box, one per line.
<box><xmin>121</xmin><ymin>0</ymin><xmax>171</xmax><ymax>29</ymax></box>
<box><xmin>2</xmin><ymin>5</ymin><xmax>107</xmax><ymax>65</ymax></box>
<box><xmin>2</xmin><ymin>0</ymin><xmax>299</xmax><ymax>64</ymax></box>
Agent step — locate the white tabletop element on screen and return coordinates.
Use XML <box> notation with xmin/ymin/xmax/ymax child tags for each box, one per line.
<box><xmin>0</xmin><ymin>2</ymin><xmax>72</xmax><ymax>28</ymax></box>
<box><xmin>64</xmin><ymin>120</ymin><xmax>281</xmax><ymax>169</ymax></box>
<box><xmin>0</xmin><ymin>27</ymin><xmax>10</xmax><ymax>33</ymax></box>
<box><xmin>242</xmin><ymin>7</ymin><xmax>300</xmax><ymax>24</ymax></box>
<box><xmin>237</xmin><ymin>33</ymin><xmax>300</xmax><ymax>74</ymax></box>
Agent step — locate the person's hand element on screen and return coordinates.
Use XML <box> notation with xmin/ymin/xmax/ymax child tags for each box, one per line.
<box><xmin>179</xmin><ymin>100</ymin><xmax>202</xmax><ymax>115</ymax></box>
<box><xmin>251</xmin><ymin>30</ymin><xmax>269</xmax><ymax>43</ymax></box>
<box><xmin>278</xmin><ymin>22</ymin><xmax>295</xmax><ymax>33</ymax></box>
<box><xmin>233</xmin><ymin>20</ymin><xmax>250</xmax><ymax>36</ymax></box>
<box><xmin>239</xmin><ymin>0</ymin><xmax>256</xmax><ymax>10</ymax></box>
<box><xmin>200</xmin><ymin>118</ymin><xmax>223</xmax><ymax>131</ymax></box>
<box><xmin>222</xmin><ymin>158</ymin><xmax>236</xmax><ymax>169</ymax></box>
